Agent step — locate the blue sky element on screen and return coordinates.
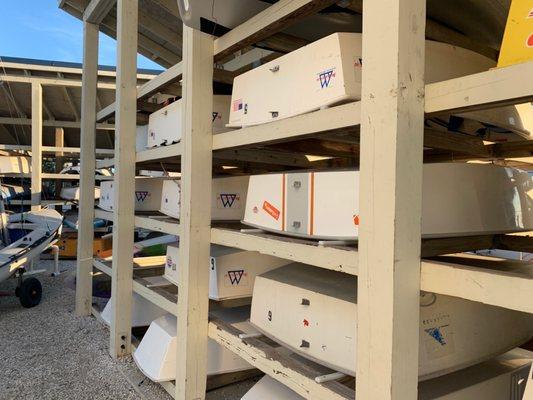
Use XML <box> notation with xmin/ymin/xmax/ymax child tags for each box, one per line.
<box><xmin>0</xmin><ymin>0</ymin><xmax>162</xmax><ymax>70</ymax></box>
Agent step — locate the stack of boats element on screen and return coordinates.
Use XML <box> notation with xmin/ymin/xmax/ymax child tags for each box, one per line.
<box><xmin>100</xmin><ymin>31</ymin><xmax>533</xmax><ymax>398</ymax></box>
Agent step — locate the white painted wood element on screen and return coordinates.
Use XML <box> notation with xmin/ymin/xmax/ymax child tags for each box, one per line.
<box><xmin>175</xmin><ymin>25</ymin><xmax>214</xmax><ymax>400</ymax></box>
<box><xmin>0</xmin><ymin>144</ymin><xmax>113</xmax><ymax>154</ymax></box>
<box><xmin>210</xmin><ymin>227</ymin><xmax>358</xmax><ymax>275</ymax></box>
<box><xmin>30</xmin><ymin>82</ymin><xmax>42</xmax><ymax>211</ymax></box>
<box><xmin>356</xmin><ymin>1</ymin><xmax>426</xmax><ymax>399</ymax></box>
<box><xmin>212</xmin><ymin>0</ymin><xmax>328</xmax><ymax>59</ymax></box>
<box><xmin>84</xmin><ymin>0</ymin><xmax>116</xmax><ymax>24</ymax></box>
<box><xmin>0</xmin><ymin>74</ymin><xmax>116</xmax><ymax>89</ymax></box>
<box><xmin>96</xmin><ymin>61</ymin><xmax>183</xmax><ymax>122</ymax></box>
<box><xmin>0</xmin><ymin>116</ymin><xmax>115</xmax><ymax>130</ymax></box>
<box><xmin>426</xmin><ymin>60</ymin><xmax>533</xmax><ymax>114</ymax></box>
<box><xmin>207</xmin><ymin>321</ymin><xmax>352</xmax><ymax>399</ymax></box>
<box><xmin>76</xmin><ymin>21</ymin><xmax>99</xmax><ymax>317</ymax></box>
<box><xmin>213</xmin><ymin>101</ymin><xmax>360</xmax><ymax>150</ymax></box>
<box><xmin>110</xmin><ymin>0</ymin><xmax>138</xmax><ymax>359</ymax></box>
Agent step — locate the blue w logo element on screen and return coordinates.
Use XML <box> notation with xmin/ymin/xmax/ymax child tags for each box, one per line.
<box><xmin>319</xmin><ymin>69</ymin><xmax>335</xmax><ymax>88</ymax></box>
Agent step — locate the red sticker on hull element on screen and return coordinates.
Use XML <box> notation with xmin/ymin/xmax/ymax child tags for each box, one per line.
<box><xmin>263</xmin><ymin>201</ymin><xmax>281</xmax><ymax>220</ymax></box>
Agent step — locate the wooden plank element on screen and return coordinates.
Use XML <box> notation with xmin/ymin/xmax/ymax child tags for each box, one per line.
<box><xmin>175</xmin><ymin>26</ymin><xmax>213</xmax><ymax>400</ymax></box>
<box><xmin>132</xmin><ymin>278</ymin><xmax>178</xmax><ymax>316</ymax></box>
<box><xmin>135</xmin><ymin>215</ymin><xmax>181</xmax><ymax>236</ymax></box>
<box><xmin>110</xmin><ymin>0</ymin><xmax>138</xmax><ymax>359</ymax></box>
<box><xmin>76</xmin><ymin>21</ymin><xmax>99</xmax><ymax>317</ymax></box>
<box><xmin>421</xmin><ymin>255</ymin><xmax>533</xmax><ymax>314</ymax></box>
<box><xmin>84</xmin><ymin>0</ymin><xmax>116</xmax><ymax>23</ymax></box>
<box><xmin>356</xmin><ymin>0</ymin><xmax>426</xmax><ymax>399</ymax></box>
<box><xmin>208</xmin><ymin>318</ymin><xmax>354</xmax><ymax>399</ymax></box>
<box><xmin>0</xmin><ymin>144</ymin><xmax>113</xmax><ymax>154</ymax></box>
<box><xmin>426</xmin><ymin>61</ymin><xmax>533</xmax><ymax>114</ymax></box>
<box><xmin>30</xmin><ymin>82</ymin><xmax>42</xmax><ymax>211</ymax></box>
<box><xmin>210</xmin><ymin>227</ymin><xmax>357</xmax><ymax>275</ymax></box>
<box><xmin>96</xmin><ymin>62</ymin><xmax>183</xmax><ymax>121</ymax></box>
<box><xmin>213</xmin><ymin>101</ymin><xmax>361</xmax><ymax>150</ymax></box>
<box><xmin>0</xmin><ymin>74</ymin><xmax>116</xmax><ymax>89</ymax></box>
<box><xmin>0</xmin><ymin>116</ymin><xmax>115</xmax><ymax>130</ymax></box>
<box><xmin>213</xmin><ymin>0</ymin><xmax>337</xmax><ymax>62</ymax></box>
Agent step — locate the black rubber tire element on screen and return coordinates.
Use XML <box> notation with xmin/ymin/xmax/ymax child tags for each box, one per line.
<box><xmin>18</xmin><ymin>278</ymin><xmax>42</xmax><ymax>308</ymax></box>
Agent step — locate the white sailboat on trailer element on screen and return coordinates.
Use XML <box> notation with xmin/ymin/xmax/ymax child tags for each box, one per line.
<box><xmin>0</xmin><ymin>208</ymin><xmax>63</xmax><ymax>308</ymax></box>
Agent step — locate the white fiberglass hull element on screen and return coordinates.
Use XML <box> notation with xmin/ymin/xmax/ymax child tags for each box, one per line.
<box><xmin>160</xmin><ymin>176</ymin><xmax>249</xmax><ymax>221</ymax></box>
<box><xmin>133</xmin><ymin>308</ymin><xmax>252</xmax><ymax>382</ymax></box>
<box><xmin>0</xmin><ymin>209</ymin><xmax>63</xmax><ymax>282</ymax></box>
<box><xmin>147</xmin><ymin>96</ymin><xmax>231</xmax><ymax>148</ymax></box>
<box><xmin>250</xmin><ymin>264</ymin><xmax>533</xmax><ymax>380</ymax></box>
<box><xmin>60</xmin><ymin>186</ymin><xmax>100</xmax><ymax>200</ymax></box>
<box><xmin>164</xmin><ymin>244</ymin><xmax>289</xmax><ymax>300</ymax></box>
<box><xmin>99</xmin><ymin>178</ymin><xmax>166</xmax><ymax>212</ymax></box>
<box><xmin>0</xmin><ymin>156</ymin><xmax>31</xmax><ymax>174</ymax></box>
<box><xmin>243</xmin><ymin>163</ymin><xmax>533</xmax><ymax>240</ymax></box>
<box><xmin>228</xmin><ymin>32</ymin><xmax>528</xmax><ymax>139</ymax></box>
<box><xmin>101</xmin><ymin>293</ymin><xmax>168</xmax><ymax>328</ymax></box>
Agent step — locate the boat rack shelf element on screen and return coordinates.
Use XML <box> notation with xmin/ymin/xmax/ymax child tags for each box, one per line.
<box><xmin>72</xmin><ymin>0</ymin><xmax>533</xmax><ymax>399</ymax></box>
<box><xmin>97</xmin><ymin>142</ymin><xmax>182</xmax><ymax>169</ymax></box>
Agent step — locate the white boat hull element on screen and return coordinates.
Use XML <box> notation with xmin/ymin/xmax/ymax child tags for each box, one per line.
<box><xmin>60</xmin><ymin>186</ymin><xmax>100</xmax><ymax>200</ymax></box>
<box><xmin>243</xmin><ymin>164</ymin><xmax>533</xmax><ymax>240</ymax></box>
<box><xmin>101</xmin><ymin>293</ymin><xmax>168</xmax><ymax>328</ymax></box>
<box><xmin>99</xmin><ymin>178</ymin><xmax>166</xmax><ymax>212</ymax></box>
<box><xmin>160</xmin><ymin>176</ymin><xmax>249</xmax><ymax>221</ymax></box>
<box><xmin>0</xmin><ymin>156</ymin><xmax>31</xmax><ymax>174</ymax></box>
<box><xmin>164</xmin><ymin>244</ymin><xmax>289</xmax><ymax>300</ymax></box>
<box><xmin>0</xmin><ymin>209</ymin><xmax>63</xmax><ymax>282</ymax></box>
<box><xmin>228</xmin><ymin>33</ymin><xmax>527</xmax><ymax>138</ymax></box>
<box><xmin>250</xmin><ymin>264</ymin><xmax>533</xmax><ymax>380</ymax></box>
<box><xmin>133</xmin><ymin>309</ymin><xmax>252</xmax><ymax>382</ymax></box>
<box><xmin>242</xmin><ymin>349</ymin><xmax>533</xmax><ymax>400</ymax></box>
<box><xmin>147</xmin><ymin>96</ymin><xmax>231</xmax><ymax>148</ymax></box>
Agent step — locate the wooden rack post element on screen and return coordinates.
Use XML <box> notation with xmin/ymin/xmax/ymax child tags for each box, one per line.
<box><xmin>76</xmin><ymin>20</ymin><xmax>99</xmax><ymax>316</ymax></box>
<box><xmin>175</xmin><ymin>25</ymin><xmax>214</xmax><ymax>400</ymax></box>
<box><xmin>30</xmin><ymin>82</ymin><xmax>42</xmax><ymax>211</ymax></box>
<box><xmin>109</xmin><ymin>0</ymin><xmax>138</xmax><ymax>358</ymax></box>
<box><xmin>356</xmin><ymin>0</ymin><xmax>427</xmax><ymax>399</ymax></box>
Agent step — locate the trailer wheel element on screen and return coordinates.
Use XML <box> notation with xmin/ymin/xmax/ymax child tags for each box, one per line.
<box><xmin>19</xmin><ymin>278</ymin><xmax>42</xmax><ymax>308</ymax></box>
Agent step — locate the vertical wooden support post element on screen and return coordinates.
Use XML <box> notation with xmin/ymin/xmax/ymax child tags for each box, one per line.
<box><xmin>110</xmin><ymin>0</ymin><xmax>138</xmax><ymax>358</ymax></box>
<box><xmin>54</xmin><ymin>127</ymin><xmax>65</xmax><ymax>204</ymax></box>
<box><xmin>356</xmin><ymin>0</ymin><xmax>426</xmax><ymax>399</ymax></box>
<box><xmin>175</xmin><ymin>25</ymin><xmax>214</xmax><ymax>400</ymax></box>
<box><xmin>31</xmin><ymin>82</ymin><xmax>42</xmax><ymax>211</ymax></box>
<box><xmin>76</xmin><ymin>21</ymin><xmax>99</xmax><ymax>316</ymax></box>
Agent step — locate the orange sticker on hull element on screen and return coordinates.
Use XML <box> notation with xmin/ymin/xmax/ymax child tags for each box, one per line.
<box><xmin>263</xmin><ymin>201</ymin><xmax>281</xmax><ymax>220</ymax></box>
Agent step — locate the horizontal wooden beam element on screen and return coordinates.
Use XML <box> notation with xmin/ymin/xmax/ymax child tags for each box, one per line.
<box><xmin>213</xmin><ymin>0</ymin><xmax>338</xmax><ymax>62</ymax></box>
<box><xmin>0</xmin><ymin>74</ymin><xmax>116</xmax><ymax>89</ymax></box>
<box><xmin>0</xmin><ymin>116</ymin><xmax>115</xmax><ymax>130</ymax></box>
<box><xmin>84</xmin><ymin>0</ymin><xmax>116</xmax><ymax>23</ymax></box>
<box><xmin>426</xmin><ymin>61</ymin><xmax>533</xmax><ymax>114</ymax></box>
<box><xmin>214</xmin><ymin>101</ymin><xmax>361</xmax><ymax>150</ymax></box>
<box><xmin>0</xmin><ymin>144</ymin><xmax>113</xmax><ymax>155</ymax></box>
<box><xmin>208</xmin><ymin>318</ymin><xmax>354</xmax><ymax>399</ymax></box>
<box><xmin>421</xmin><ymin>255</ymin><xmax>533</xmax><ymax>314</ymax></box>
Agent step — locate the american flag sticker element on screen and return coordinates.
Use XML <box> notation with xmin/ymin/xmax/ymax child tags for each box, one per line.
<box><xmin>233</xmin><ymin>99</ymin><xmax>243</xmax><ymax>112</ymax></box>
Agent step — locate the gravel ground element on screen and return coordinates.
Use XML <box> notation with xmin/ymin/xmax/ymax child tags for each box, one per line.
<box><xmin>0</xmin><ymin>260</ymin><xmax>256</xmax><ymax>400</ymax></box>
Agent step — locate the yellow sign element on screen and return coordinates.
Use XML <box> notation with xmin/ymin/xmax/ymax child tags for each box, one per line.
<box><xmin>498</xmin><ymin>0</ymin><xmax>533</xmax><ymax>67</ymax></box>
